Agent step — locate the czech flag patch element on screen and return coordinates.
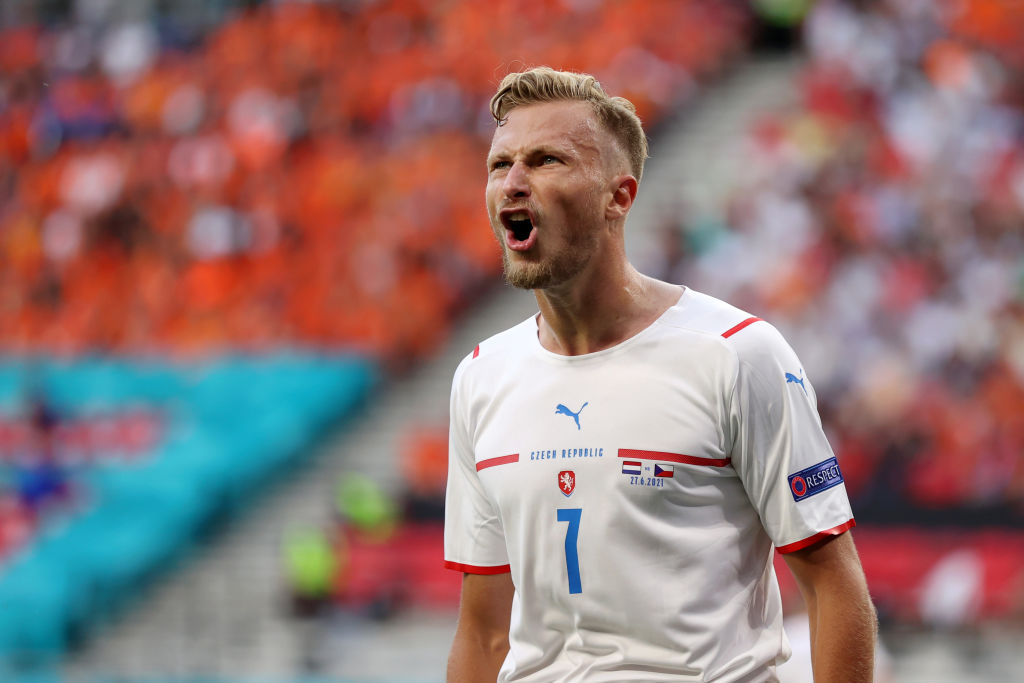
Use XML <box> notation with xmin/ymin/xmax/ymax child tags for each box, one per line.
<box><xmin>654</xmin><ymin>464</ymin><xmax>674</xmax><ymax>478</ymax></box>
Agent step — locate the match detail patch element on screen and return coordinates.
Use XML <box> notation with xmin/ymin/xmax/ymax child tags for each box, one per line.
<box><xmin>788</xmin><ymin>457</ymin><xmax>844</xmax><ymax>502</ymax></box>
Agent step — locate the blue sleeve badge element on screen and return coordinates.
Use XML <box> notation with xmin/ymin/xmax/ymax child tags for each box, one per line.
<box><xmin>788</xmin><ymin>457</ymin><xmax>844</xmax><ymax>501</ymax></box>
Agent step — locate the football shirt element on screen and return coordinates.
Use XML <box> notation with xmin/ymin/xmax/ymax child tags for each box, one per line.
<box><xmin>445</xmin><ymin>288</ymin><xmax>854</xmax><ymax>682</ymax></box>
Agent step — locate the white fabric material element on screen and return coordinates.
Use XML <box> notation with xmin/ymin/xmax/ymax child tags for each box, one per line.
<box><xmin>444</xmin><ymin>288</ymin><xmax>854</xmax><ymax>682</ymax></box>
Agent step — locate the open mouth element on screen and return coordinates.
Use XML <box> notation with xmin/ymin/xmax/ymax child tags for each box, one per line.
<box><xmin>509</xmin><ymin>216</ymin><xmax>533</xmax><ymax>241</ymax></box>
<box><xmin>501</xmin><ymin>210</ymin><xmax>537</xmax><ymax>250</ymax></box>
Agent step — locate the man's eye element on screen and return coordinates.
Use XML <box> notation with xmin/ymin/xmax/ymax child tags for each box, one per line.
<box><xmin>490</xmin><ymin>160</ymin><xmax>511</xmax><ymax>171</ymax></box>
<box><xmin>541</xmin><ymin>155</ymin><xmax>559</xmax><ymax>164</ymax></box>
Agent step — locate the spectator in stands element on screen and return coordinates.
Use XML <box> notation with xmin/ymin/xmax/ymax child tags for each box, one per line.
<box><xmin>13</xmin><ymin>395</ymin><xmax>73</xmax><ymax>515</ymax></box>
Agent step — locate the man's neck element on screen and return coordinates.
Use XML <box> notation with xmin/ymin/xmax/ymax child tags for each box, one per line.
<box><xmin>534</xmin><ymin>261</ymin><xmax>682</xmax><ymax>356</ymax></box>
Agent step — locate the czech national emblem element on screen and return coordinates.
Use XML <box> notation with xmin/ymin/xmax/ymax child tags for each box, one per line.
<box><xmin>558</xmin><ymin>470</ymin><xmax>575</xmax><ymax>497</ymax></box>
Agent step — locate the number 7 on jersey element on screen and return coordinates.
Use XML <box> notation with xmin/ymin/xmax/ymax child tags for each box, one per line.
<box><xmin>557</xmin><ymin>508</ymin><xmax>583</xmax><ymax>594</ymax></box>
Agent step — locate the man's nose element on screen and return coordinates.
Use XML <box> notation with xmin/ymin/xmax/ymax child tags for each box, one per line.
<box><xmin>503</xmin><ymin>162</ymin><xmax>530</xmax><ymax>198</ymax></box>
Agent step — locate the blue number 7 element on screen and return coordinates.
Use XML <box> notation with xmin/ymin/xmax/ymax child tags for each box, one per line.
<box><xmin>557</xmin><ymin>508</ymin><xmax>582</xmax><ymax>594</ymax></box>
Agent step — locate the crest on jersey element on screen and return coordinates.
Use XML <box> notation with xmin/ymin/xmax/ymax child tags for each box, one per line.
<box><xmin>558</xmin><ymin>470</ymin><xmax>575</xmax><ymax>497</ymax></box>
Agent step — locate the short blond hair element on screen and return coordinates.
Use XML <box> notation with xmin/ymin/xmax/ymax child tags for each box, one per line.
<box><xmin>489</xmin><ymin>67</ymin><xmax>648</xmax><ymax>182</ymax></box>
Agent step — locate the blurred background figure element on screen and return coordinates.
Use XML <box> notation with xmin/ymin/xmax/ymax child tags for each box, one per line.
<box><xmin>16</xmin><ymin>394</ymin><xmax>73</xmax><ymax>515</ymax></box>
<box><xmin>0</xmin><ymin>0</ymin><xmax>1022</xmax><ymax>681</ymax></box>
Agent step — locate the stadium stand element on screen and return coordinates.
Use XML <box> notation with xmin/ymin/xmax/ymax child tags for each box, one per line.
<box><xmin>0</xmin><ymin>0</ymin><xmax>747</xmax><ymax>359</ymax></box>
<box><xmin>3</xmin><ymin>0</ymin><xmax>1024</xmax><ymax>681</ymax></box>
<box><xmin>671</xmin><ymin>0</ymin><xmax>1024</xmax><ymax>525</ymax></box>
<box><xmin>0</xmin><ymin>0</ymin><xmax>753</xmax><ymax>672</ymax></box>
<box><xmin>0</xmin><ymin>354</ymin><xmax>374</xmax><ymax>664</ymax></box>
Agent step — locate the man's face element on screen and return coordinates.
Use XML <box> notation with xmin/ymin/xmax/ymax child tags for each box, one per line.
<box><xmin>485</xmin><ymin>100</ymin><xmax>619</xmax><ymax>290</ymax></box>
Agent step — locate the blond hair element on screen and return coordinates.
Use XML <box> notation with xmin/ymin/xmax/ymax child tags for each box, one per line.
<box><xmin>489</xmin><ymin>67</ymin><xmax>648</xmax><ymax>182</ymax></box>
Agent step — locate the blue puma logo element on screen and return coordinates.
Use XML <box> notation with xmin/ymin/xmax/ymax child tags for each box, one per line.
<box><xmin>786</xmin><ymin>371</ymin><xmax>807</xmax><ymax>395</ymax></box>
<box><xmin>556</xmin><ymin>402</ymin><xmax>588</xmax><ymax>430</ymax></box>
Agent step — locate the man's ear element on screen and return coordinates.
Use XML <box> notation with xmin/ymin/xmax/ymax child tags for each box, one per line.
<box><xmin>606</xmin><ymin>175</ymin><xmax>638</xmax><ymax>220</ymax></box>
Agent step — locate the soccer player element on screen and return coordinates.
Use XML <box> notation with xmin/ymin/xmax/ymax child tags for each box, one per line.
<box><xmin>444</xmin><ymin>67</ymin><xmax>876</xmax><ymax>682</ymax></box>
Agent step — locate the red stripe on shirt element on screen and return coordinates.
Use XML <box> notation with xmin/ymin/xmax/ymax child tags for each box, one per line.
<box><xmin>776</xmin><ymin>519</ymin><xmax>857</xmax><ymax>554</ymax></box>
<box><xmin>721</xmin><ymin>316</ymin><xmax>763</xmax><ymax>339</ymax></box>
<box><xmin>475</xmin><ymin>453</ymin><xmax>519</xmax><ymax>471</ymax></box>
<box><xmin>444</xmin><ymin>560</ymin><xmax>512</xmax><ymax>575</ymax></box>
<box><xmin>618</xmin><ymin>449</ymin><xmax>731</xmax><ymax>467</ymax></box>
<box><xmin>472</xmin><ymin>344</ymin><xmax>480</xmax><ymax>358</ymax></box>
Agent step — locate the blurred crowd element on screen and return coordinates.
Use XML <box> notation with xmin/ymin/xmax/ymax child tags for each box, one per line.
<box><xmin>0</xmin><ymin>0</ymin><xmax>749</xmax><ymax>598</ymax></box>
<box><xmin>662</xmin><ymin>0</ymin><xmax>1024</xmax><ymax>521</ymax></box>
<box><xmin>0</xmin><ymin>0</ymin><xmax>747</xmax><ymax>361</ymax></box>
<box><xmin>4</xmin><ymin>0</ymin><xmax>1020</xmax><ymax>606</ymax></box>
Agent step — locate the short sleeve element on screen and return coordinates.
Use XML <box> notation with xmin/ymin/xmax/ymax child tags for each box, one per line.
<box><xmin>443</xmin><ymin>357</ymin><xmax>511</xmax><ymax>573</ymax></box>
<box><xmin>727</xmin><ymin>323</ymin><xmax>855</xmax><ymax>553</ymax></box>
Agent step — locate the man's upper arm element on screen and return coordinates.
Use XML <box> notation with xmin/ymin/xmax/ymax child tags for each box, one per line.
<box><xmin>782</xmin><ymin>531</ymin><xmax>870</xmax><ymax>596</ymax></box>
<box><xmin>782</xmin><ymin>532</ymin><xmax>877</xmax><ymax>682</ymax></box>
<box><xmin>448</xmin><ymin>572</ymin><xmax>514</xmax><ymax>682</ymax></box>
<box><xmin>457</xmin><ymin>571</ymin><xmax>515</xmax><ymax>633</ymax></box>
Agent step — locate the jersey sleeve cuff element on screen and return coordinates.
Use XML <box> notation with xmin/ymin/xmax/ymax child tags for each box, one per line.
<box><xmin>444</xmin><ymin>560</ymin><xmax>512</xmax><ymax>575</ymax></box>
<box><xmin>775</xmin><ymin>518</ymin><xmax>856</xmax><ymax>554</ymax></box>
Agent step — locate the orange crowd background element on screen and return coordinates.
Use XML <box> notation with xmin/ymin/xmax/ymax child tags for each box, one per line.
<box><xmin>0</xmin><ymin>0</ymin><xmax>747</xmax><ymax>362</ymax></box>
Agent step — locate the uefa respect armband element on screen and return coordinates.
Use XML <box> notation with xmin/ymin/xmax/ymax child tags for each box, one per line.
<box><xmin>788</xmin><ymin>457</ymin><xmax>844</xmax><ymax>502</ymax></box>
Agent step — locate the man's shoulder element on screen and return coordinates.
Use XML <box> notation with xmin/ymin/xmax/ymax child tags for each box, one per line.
<box><xmin>662</xmin><ymin>288</ymin><xmax>761</xmax><ymax>340</ymax></box>
<box><xmin>452</xmin><ymin>314</ymin><xmax>537</xmax><ymax>382</ymax></box>
<box><xmin>663</xmin><ymin>288</ymin><xmax>794</xmax><ymax>362</ymax></box>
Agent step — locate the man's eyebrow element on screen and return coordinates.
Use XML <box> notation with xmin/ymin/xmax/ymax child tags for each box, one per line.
<box><xmin>497</xmin><ymin>143</ymin><xmax>577</xmax><ymax>160</ymax></box>
<box><xmin>533</xmin><ymin>144</ymin><xmax>572</xmax><ymax>156</ymax></box>
<box><xmin>486</xmin><ymin>150</ymin><xmax>509</xmax><ymax>166</ymax></box>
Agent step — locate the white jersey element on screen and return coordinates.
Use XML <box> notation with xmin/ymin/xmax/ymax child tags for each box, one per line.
<box><xmin>444</xmin><ymin>288</ymin><xmax>855</xmax><ymax>682</ymax></box>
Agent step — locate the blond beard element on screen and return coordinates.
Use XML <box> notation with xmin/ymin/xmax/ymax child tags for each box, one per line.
<box><xmin>500</xmin><ymin>234</ymin><xmax>596</xmax><ymax>290</ymax></box>
<box><xmin>502</xmin><ymin>253</ymin><xmax>558</xmax><ymax>290</ymax></box>
<box><xmin>491</xmin><ymin>196</ymin><xmax>603</xmax><ymax>290</ymax></box>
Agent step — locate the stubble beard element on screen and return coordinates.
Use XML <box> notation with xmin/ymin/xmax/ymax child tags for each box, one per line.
<box><xmin>502</xmin><ymin>251</ymin><xmax>560</xmax><ymax>290</ymax></box>
<box><xmin>499</xmin><ymin>222</ymin><xmax>599</xmax><ymax>290</ymax></box>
